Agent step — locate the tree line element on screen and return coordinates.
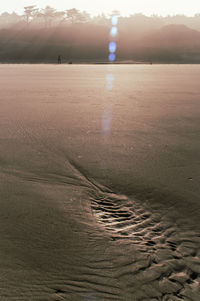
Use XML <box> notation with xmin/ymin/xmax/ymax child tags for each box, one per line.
<box><xmin>1</xmin><ymin>6</ymin><xmax>200</xmax><ymax>31</ymax></box>
<box><xmin>1</xmin><ymin>6</ymin><xmax>200</xmax><ymax>63</ymax></box>
<box><xmin>0</xmin><ymin>6</ymin><xmax>111</xmax><ymax>29</ymax></box>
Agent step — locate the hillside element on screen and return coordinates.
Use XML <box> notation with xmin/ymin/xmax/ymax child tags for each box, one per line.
<box><xmin>1</xmin><ymin>24</ymin><xmax>200</xmax><ymax>63</ymax></box>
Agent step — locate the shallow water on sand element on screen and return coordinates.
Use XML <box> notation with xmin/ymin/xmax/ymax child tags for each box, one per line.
<box><xmin>0</xmin><ymin>64</ymin><xmax>200</xmax><ymax>300</ymax></box>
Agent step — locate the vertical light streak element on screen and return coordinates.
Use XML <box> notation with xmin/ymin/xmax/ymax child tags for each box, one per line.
<box><xmin>102</xmin><ymin>15</ymin><xmax>119</xmax><ymax>139</ymax></box>
<box><xmin>108</xmin><ymin>16</ymin><xmax>118</xmax><ymax>62</ymax></box>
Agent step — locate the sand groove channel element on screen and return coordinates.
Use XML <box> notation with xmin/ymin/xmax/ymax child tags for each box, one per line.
<box><xmin>90</xmin><ymin>190</ymin><xmax>200</xmax><ymax>300</ymax></box>
<box><xmin>64</xmin><ymin>158</ymin><xmax>200</xmax><ymax>300</ymax></box>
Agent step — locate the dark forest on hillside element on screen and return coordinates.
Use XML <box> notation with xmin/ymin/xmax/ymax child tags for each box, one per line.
<box><xmin>1</xmin><ymin>6</ymin><xmax>200</xmax><ymax>63</ymax></box>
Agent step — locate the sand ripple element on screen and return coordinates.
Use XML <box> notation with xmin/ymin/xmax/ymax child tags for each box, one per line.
<box><xmin>60</xmin><ymin>158</ymin><xmax>200</xmax><ymax>300</ymax></box>
<box><xmin>90</xmin><ymin>190</ymin><xmax>200</xmax><ymax>300</ymax></box>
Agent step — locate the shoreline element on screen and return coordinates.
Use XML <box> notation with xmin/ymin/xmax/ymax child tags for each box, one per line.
<box><xmin>1</xmin><ymin>61</ymin><xmax>200</xmax><ymax>65</ymax></box>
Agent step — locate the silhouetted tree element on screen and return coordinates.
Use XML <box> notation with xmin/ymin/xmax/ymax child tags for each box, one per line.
<box><xmin>40</xmin><ymin>6</ymin><xmax>56</xmax><ymax>27</ymax></box>
<box><xmin>93</xmin><ymin>13</ymin><xmax>109</xmax><ymax>25</ymax></box>
<box><xmin>66</xmin><ymin>8</ymin><xmax>82</xmax><ymax>24</ymax></box>
<box><xmin>24</xmin><ymin>5</ymin><xmax>38</xmax><ymax>25</ymax></box>
<box><xmin>0</xmin><ymin>12</ymin><xmax>21</xmax><ymax>27</ymax></box>
<box><xmin>54</xmin><ymin>11</ymin><xmax>66</xmax><ymax>25</ymax></box>
<box><xmin>78</xmin><ymin>11</ymin><xmax>91</xmax><ymax>23</ymax></box>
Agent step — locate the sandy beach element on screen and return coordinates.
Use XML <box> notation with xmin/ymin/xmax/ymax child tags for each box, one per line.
<box><xmin>0</xmin><ymin>64</ymin><xmax>200</xmax><ymax>300</ymax></box>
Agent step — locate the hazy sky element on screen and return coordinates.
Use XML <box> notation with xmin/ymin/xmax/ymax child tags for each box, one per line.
<box><xmin>1</xmin><ymin>0</ymin><xmax>200</xmax><ymax>16</ymax></box>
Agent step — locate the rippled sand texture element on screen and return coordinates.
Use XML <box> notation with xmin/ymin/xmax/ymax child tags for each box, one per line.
<box><xmin>0</xmin><ymin>65</ymin><xmax>200</xmax><ymax>300</ymax></box>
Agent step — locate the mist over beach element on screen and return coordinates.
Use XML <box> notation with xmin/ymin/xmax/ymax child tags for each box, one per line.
<box><xmin>2</xmin><ymin>6</ymin><xmax>200</xmax><ymax>63</ymax></box>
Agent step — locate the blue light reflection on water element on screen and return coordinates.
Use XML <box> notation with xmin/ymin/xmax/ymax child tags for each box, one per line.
<box><xmin>109</xmin><ymin>41</ymin><xmax>117</xmax><ymax>53</ymax></box>
<box><xmin>108</xmin><ymin>53</ymin><xmax>116</xmax><ymax>62</ymax></box>
<box><xmin>110</xmin><ymin>26</ymin><xmax>118</xmax><ymax>37</ymax></box>
<box><xmin>106</xmin><ymin>73</ymin><xmax>114</xmax><ymax>91</ymax></box>
<box><xmin>102</xmin><ymin>69</ymin><xmax>115</xmax><ymax>137</ymax></box>
<box><xmin>102</xmin><ymin>109</ymin><xmax>113</xmax><ymax>137</ymax></box>
<box><xmin>102</xmin><ymin>15</ymin><xmax>119</xmax><ymax>139</ymax></box>
<box><xmin>112</xmin><ymin>16</ymin><xmax>118</xmax><ymax>26</ymax></box>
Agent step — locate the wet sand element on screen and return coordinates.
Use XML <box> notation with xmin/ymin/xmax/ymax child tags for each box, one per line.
<box><xmin>0</xmin><ymin>64</ymin><xmax>200</xmax><ymax>300</ymax></box>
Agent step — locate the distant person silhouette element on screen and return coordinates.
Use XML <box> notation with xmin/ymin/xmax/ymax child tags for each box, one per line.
<box><xmin>58</xmin><ymin>55</ymin><xmax>62</xmax><ymax>64</ymax></box>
